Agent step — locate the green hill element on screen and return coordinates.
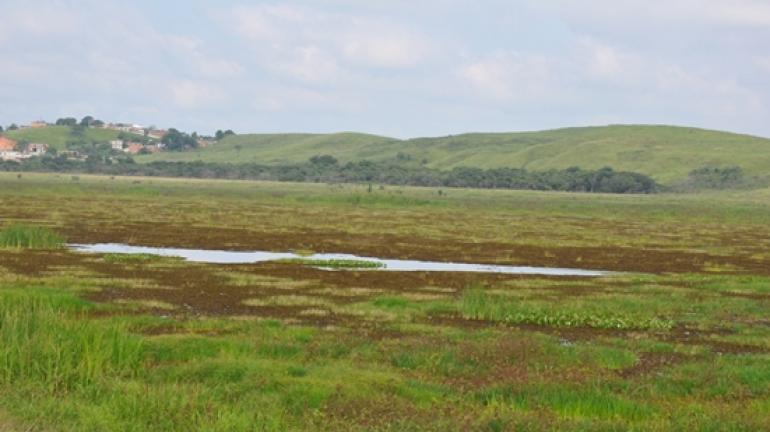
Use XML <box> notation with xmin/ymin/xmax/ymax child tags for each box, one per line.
<box><xmin>8</xmin><ymin>125</ymin><xmax>770</xmax><ymax>184</ymax></box>
<box><xmin>3</xmin><ymin>126</ymin><xmax>133</xmax><ymax>150</ymax></box>
<box><xmin>136</xmin><ymin>125</ymin><xmax>770</xmax><ymax>183</ymax></box>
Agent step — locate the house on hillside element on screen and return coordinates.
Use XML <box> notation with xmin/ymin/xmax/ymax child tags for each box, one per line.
<box><xmin>147</xmin><ymin>129</ymin><xmax>167</xmax><ymax>140</ymax></box>
<box><xmin>0</xmin><ymin>136</ymin><xmax>17</xmax><ymax>151</ymax></box>
<box><xmin>107</xmin><ymin>123</ymin><xmax>134</xmax><ymax>133</ymax></box>
<box><xmin>0</xmin><ymin>150</ymin><xmax>25</xmax><ymax>161</ymax></box>
<box><xmin>110</xmin><ymin>140</ymin><xmax>124</xmax><ymax>151</ymax></box>
<box><xmin>125</xmin><ymin>143</ymin><xmax>144</xmax><ymax>154</ymax></box>
<box><xmin>27</xmin><ymin>143</ymin><xmax>48</xmax><ymax>155</ymax></box>
<box><xmin>29</xmin><ymin>121</ymin><xmax>47</xmax><ymax>128</ymax></box>
<box><xmin>0</xmin><ymin>137</ymin><xmax>28</xmax><ymax>162</ymax></box>
<box><xmin>196</xmin><ymin>138</ymin><xmax>215</xmax><ymax>148</ymax></box>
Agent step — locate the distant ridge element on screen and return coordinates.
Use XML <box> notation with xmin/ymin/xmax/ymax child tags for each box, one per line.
<box><xmin>135</xmin><ymin>125</ymin><xmax>770</xmax><ymax>183</ymax></box>
<box><xmin>6</xmin><ymin>124</ymin><xmax>770</xmax><ymax>184</ymax></box>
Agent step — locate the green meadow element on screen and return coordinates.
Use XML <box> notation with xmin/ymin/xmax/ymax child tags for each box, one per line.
<box><xmin>0</xmin><ymin>172</ymin><xmax>769</xmax><ymax>430</ymax></box>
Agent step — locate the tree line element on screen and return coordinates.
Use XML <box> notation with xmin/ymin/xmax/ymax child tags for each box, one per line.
<box><xmin>0</xmin><ymin>154</ymin><xmax>660</xmax><ymax>193</ymax></box>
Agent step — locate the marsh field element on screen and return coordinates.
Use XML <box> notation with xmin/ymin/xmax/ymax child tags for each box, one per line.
<box><xmin>1</xmin><ymin>172</ymin><xmax>769</xmax><ymax>431</ymax></box>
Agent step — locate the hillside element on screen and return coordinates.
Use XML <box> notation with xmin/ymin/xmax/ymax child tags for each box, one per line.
<box><xmin>8</xmin><ymin>125</ymin><xmax>770</xmax><ymax>184</ymax></box>
<box><xmin>3</xmin><ymin>126</ymin><xmax>132</xmax><ymax>150</ymax></box>
<box><xmin>135</xmin><ymin>125</ymin><xmax>770</xmax><ymax>183</ymax></box>
<box><xmin>138</xmin><ymin>132</ymin><xmax>397</xmax><ymax>165</ymax></box>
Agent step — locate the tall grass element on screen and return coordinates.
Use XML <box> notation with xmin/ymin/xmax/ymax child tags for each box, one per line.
<box><xmin>0</xmin><ymin>290</ymin><xmax>144</xmax><ymax>394</ymax></box>
<box><xmin>0</xmin><ymin>224</ymin><xmax>65</xmax><ymax>249</ymax></box>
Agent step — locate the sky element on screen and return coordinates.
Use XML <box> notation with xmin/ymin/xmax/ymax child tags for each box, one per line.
<box><xmin>1</xmin><ymin>0</ymin><xmax>769</xmax><ymax>138</ymax></box>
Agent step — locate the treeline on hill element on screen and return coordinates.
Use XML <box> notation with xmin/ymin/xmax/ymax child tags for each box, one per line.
<box><xmin>671</xmin><ymin>166</ymin><xmax>768</xmax><ymax>191</ymax></box>
<box><xmin>0</xmin><ymin>154</ymin><xmax>660</xmax><ymax>193</ymax></box>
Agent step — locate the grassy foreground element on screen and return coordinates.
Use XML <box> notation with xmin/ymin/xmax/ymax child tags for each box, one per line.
<box><xmin>0</xmin><ymin>173</ymin><xmax>769</xmax><ymax>430</ymax></box>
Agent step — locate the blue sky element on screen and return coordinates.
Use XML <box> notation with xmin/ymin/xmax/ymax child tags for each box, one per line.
<box><xmin>1</xmin><ymin>0</ymin><xmax>769</xmax><ymax>138</ymax></box>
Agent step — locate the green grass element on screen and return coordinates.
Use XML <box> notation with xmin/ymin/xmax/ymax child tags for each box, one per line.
<box><xmin>1</xmin><ymin>173</ymin><xmax>770</xmax><ymax>430</ymax></box>
<box><xmin>0</xmin><ymin>289</ymin><xmax>144</xmax><ymax>393</ymax></box>
<box><xmin>278</xmin><ymin>258</ymin><xmax>385</xmax><ymax>269</ymax></box>
<box><xmin>135</xmin><ymin>125</ymin><xmax>770</xmax><ymax>183</ymax></box>
<box><xmin>460</xmin><ymin>288</ymin><xmax>675</xmax><ymax>330</ymax></box>
<box><xmin>0</xmin><ymin>224</ymin><xmax>65</xmax><ymax>249</ymax></box>
<box><xmin>3</xmin><ymin>126</ymin><xmax>140</xmax><ymax>151</ymax></box>
<box><xmin>102</xmin><ymin>253</ymin><xmax>163</xmax><ymax>263</ymax></box>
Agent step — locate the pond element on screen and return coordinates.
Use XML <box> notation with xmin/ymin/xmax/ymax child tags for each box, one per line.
<box><xmin>69</xmin><ymin>243</ymin><xmax>610</xmax><ymax>277</ymax></box>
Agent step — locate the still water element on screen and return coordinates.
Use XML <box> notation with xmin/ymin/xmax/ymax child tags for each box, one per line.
<box><xmin>70</xmin><ymin>243</ymin><xmax>609</xmax><ymax>277</ymax></box>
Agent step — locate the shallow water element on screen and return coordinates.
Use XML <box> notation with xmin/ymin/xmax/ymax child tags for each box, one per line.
<box><xmin>69</xmin><ymin>243</ymin><xmax>609</xmax><ymax>277</ymax></box>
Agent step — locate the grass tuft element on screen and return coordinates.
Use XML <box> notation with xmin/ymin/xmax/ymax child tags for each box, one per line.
<box><xmin>0</xmin><ymin>224</ymin><xmax>65</xmax><ymax>249</ymax></box>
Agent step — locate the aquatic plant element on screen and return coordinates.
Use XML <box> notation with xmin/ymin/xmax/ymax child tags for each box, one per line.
<box><xmin>103</xmin><ymin>253</ymin><xmax>163</xmax><ymax>263</ymax></box>
<box><xmin>278</xmin><ymin>258</ymin><xmax>385</xmax><ymax>269</ymax></box>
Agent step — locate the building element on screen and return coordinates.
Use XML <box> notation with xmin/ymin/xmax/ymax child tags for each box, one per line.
<box><xmin>197</xmin><ymin>138</ymin><xmax>215</xmax><ymax>148</ymax></box>
<box><xmin>110</xmin><ymin>140</ymin><xmax>124</xmax><ymax>151</ymax></box>
<box><xmin>125</xmin><ymin>143</ymin><xmax>144</xmax><ymax>154</ymax></box>
<box><xmin>27</xmin><ymin>143</ymin><xmax>48</xmax><ymax>155</ymax></box>
<box><xmin>0</xmin><ymin>136</ymin><xmax>17</xmax><ymax>151</ymax></box>
<box><xmin>0</xmin><ymin>151</ymin><xmax>24</xmax><ymax>161</ymax></box>
<box><xmin>29</xmin><ymin>121</ymin><xmax>47</xmax><ymax>128</ymax></box>
<box><xmin>147</xmin><ymin>129</ymin><xmax>167</xmax><ymax>140</ymax></box>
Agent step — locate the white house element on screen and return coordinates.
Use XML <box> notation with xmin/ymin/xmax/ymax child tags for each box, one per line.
<box><xmin>27</xmin><ymin>143</ymin><xmax>48</xmax><ymax>155</ymax></box>
<box><xmin>0</xmin><ymin>151</ymin><xmax>30</xmax><ymax>162</ymax></box>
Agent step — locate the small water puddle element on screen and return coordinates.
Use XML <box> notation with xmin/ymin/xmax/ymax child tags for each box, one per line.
<box><xmin>69</xmin><ymin>243</ymin><xmax>609</xmax><ymax>277</ymax></box>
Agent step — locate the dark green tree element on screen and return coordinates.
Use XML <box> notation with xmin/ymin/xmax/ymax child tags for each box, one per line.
<box><xmin>161</xmin><ymin>128</ymin><xmax>198</xmax><ymax>151</ymax></box>
<box><xmin>215</xmin><ymin>129</ymin><xmax>236</xmax><ymax>140</ymax></box>
<box><xmin>56</xmin><ymin>117</ymin><xmax>78</xmax><ymax>126</ymax></box>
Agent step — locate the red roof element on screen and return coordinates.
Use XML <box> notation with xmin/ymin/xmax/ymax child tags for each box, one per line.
<box><xmin>126</xmin><ymin>143</ymin><xmax>144</xmax><ymax>154</ymax></box>
<box><xmin>0</xmin><ymin>136</ymin><xmax>17</xmax><ymax>151</ymax></box>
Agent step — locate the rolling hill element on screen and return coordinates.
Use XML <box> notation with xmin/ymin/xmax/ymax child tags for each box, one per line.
<box><xmin>135</xmin><ymin>125</ymin><xmax>770</xmax><ymax>183</ymax></box>
<box><xmin>5</xmin><ymin>124</ymin><xmax>770</xmax><ymax>184</ymax></box>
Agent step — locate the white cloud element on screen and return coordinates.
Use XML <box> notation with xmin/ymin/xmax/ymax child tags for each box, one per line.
<box><xmin>461</xmin><ymin>52</ymin><xmax>554</xmax><ymax>101</ymax></box>
<box><xmin>546</xmin><ymin>0</ymin><xmax>770</xmax><ymax>28</ymax></box>
<box><xmin>224</xmin><ymin>4</ymin><xmax>430</xmax><ymax>75</ymax></box>
<box><xmin>164</xmin><ymin>36</ymin><xmax>244</xmax><ymax>78</ymax></box>
<box><xmin>756</xmin><ymin>57</ymin><xmax>770</xmax><ymax>73</ymax></box>
<box><xmin>278</xmin><ymin>45</ymin><xmax>343</xmax><ymax>83</ymax></box>
<box><xmin>575</xmin><ymin>37</ymin><xmax>644</xmax><ymax>84</ymax></box>
<box><xmin>252</xmin><ymin>84</ymin><xmax>361</xmax><ymax>113</ymax></box>
<box><xmin>170</xmin><ymin>80</ymin><xmax>227</xmax><ymax>109</ymax></box>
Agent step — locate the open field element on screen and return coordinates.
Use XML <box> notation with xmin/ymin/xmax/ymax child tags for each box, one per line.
<box><xmin>135</xmin><ymin>125</ymin><xmax>770</xmax><ymax>183</ymax></box>
<box><xmin>1</xmin><ymin>172</ymin><xmax>769</xmax><ymax>430</ymax></box>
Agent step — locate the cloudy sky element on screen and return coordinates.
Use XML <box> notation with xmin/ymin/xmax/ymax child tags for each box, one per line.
<box><xmin>1</xmin><ymin>0</ymin><xmax>769</xmax><ymax>138</ymax></box>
